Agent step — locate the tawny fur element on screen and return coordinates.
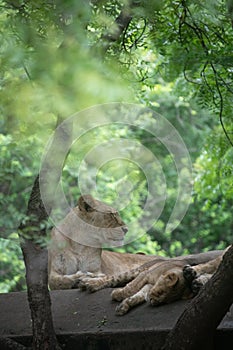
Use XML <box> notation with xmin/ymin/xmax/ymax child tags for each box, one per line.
<box><xmin>48</xmin><ymin>194</ymin><xmax>224</xmax><ymax>290</ymax></box>
<box><xmin>49</xmin><ymin>195</ymin><xmax>157</xmax><ymax>289</ymax></box>
<box><xmin>80</xmin><ymin>249</ymin><xmax>229</xmax><ymax>315</ymax></box>
<box><xmin>80</xmin><ymin>260</ymin><xmax>193</xmax><ymax>316</ymax></box>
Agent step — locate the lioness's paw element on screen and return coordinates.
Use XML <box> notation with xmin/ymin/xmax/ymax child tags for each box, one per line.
<box><xmin>71</xmin><ymin>272</ymin><xmax>92</xmax><ymax>289</ymax></box>
<box><xmin>183</xmin><ymin>265</ymin><xmax>197</xmax><ymax>283</ymax></box>
<box><xmin>79</xmin><ymin>279</ymin><xmax>101</xmax><ymax>293</ymax></box>
<box><xmin>111</xmin><ymin>288</ymin><xmax>124</xmax><ymax>301</ymax></box>
<box><xmin>115</xmin><ymin>301</ymin><xmax>129</xmax><ymax>316</ymax></box>
<box><xmin>72</xmin><ymin>280</ymin><xmax>82</xmax><ymax>289</ymax></box>
<box><xmin>78</xmin><ymin>280</ymin><xmax>88</xmax><ymax>291</ymax></box>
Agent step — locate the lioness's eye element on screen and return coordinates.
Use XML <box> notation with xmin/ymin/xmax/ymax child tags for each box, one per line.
<box><xmin>111</xmin><ymin>213</ymin><xmax>119</xmax><ymax>223</ymax></box>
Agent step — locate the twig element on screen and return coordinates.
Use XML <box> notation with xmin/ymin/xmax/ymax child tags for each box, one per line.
<box><xmin>210</xmin><ymin>62</ymin><xmax>233</xmax><ymax>148</ymax></box>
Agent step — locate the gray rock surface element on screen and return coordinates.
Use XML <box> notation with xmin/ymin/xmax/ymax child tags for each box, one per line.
<box><xmin>0</xmin><ymin>289</ymin><xmax>233</xmax><ymax>349</ymax></box>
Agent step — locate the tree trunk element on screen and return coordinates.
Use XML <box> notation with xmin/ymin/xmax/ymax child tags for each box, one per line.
<box><xmin>162</xmin><ymin>244</ymin><xmax>233</xmax><ymax>350</ymax></box>
<box><xmin>18</xmin><ymin>120</ymin><xmax>72</xmax><ymax>349</ymax></box>
<box><xmin>22</xmin><ymin>241</ymin><xmax>59</xmax><ymax>350</ymax></box>
<box><xmin>19</xmin><ymin>176</ymin><xmax>61</xmax><ymax>350</ymax></box>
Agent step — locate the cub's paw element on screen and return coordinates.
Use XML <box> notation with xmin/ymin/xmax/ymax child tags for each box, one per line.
<box><xmin>191</xmin><ymin>273</ymin><xmax>211</xmax><ymax>295</ymax></box>
<box><xmin>191</xmin><ymin>279</ymin><xmax>203</xmax><ymax>295</ymax></box>
<box><xmin>115</xmin><ymin>300</ymin><xmax>130</xmax><ymax>316</ymax></box>
<box><xmin>183</xmin><ymin>265</ymin><xmax>197</xmax><ymax>283</ymax></box>
<box><xmin>111</xmin><ymin>288</ymin><xmax>124</xmax><ymax>302</ymax></box>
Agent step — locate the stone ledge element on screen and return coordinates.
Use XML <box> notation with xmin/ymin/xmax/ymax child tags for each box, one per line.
<box><xmin>0</xmin><ymin>289</ymin><xmax>233</xmax><ymax>349</ymax></box>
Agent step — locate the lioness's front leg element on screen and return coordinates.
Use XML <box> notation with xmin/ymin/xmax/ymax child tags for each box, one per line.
<box><xmin>115</xmin><ymin>284</ymin><xmax>152</xmax><ymax>316</ymax></box>
<box><xmin>49</xmin><ymin>271</ymin><xmax>105</xmax><ymax>290</ymax></box>
<box><xmin>49</xmin><ymin>272</ymin><xmax>80</xmax><ymax>289</ymax></box>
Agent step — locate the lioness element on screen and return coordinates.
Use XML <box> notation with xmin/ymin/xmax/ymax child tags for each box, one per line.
<box><xmin>48</xmin><ymin>194</ymin><xmax>223</xmax><ymax>290</ymax></box>
<box><xmin>49</xmin><ymin>194</ymin><xmax>155</xmax><ymax>289</ymax></box>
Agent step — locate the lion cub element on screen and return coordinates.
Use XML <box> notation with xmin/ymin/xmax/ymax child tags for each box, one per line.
<box><xmin>80</xmin><ymin>259</ymin><xmax>193</xmax><ymax>315</ymax></box>
<box><xmin>80</xmin><ymin>248</ymin><xmax>229</xmax><ymax>315</ymax></box>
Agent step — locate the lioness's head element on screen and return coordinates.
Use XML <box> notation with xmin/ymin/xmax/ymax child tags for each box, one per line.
<box><xmin>59</xmin><ymin>195</ymin><xmax>128</xmax><ymax>248</ymax></box>
<box><xmin>147</xmin><ymin>268</ymin><xmax>192</xmax><ymax>306</ymax></box>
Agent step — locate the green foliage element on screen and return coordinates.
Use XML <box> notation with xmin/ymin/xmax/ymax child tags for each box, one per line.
<box><xmin>0</xmin><ymin>133</ymin><xmax>41</xmax><ymax>238</ymax></box>
<box><xmin>0</xmin><ymin>234</ymin><xmax>26</xmax><ymax>293</ymax></box>
<box><xmin>112</xmin><ymin>233</ymin><xmax>167</xmax><ymax>256</ymax></box>
<box><xmin>194</xmin><ymin>126</ymin><xmax>233</xmax><ymax>201</ymax></box>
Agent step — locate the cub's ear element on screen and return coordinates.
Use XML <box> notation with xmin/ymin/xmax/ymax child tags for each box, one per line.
<box><xmin>78</xmin><ymin>195</ymin><xmax>95</xmax><ymax>212</ymax></box>
<box><xmin>165</xmin><ymin>272</ymin><xmax>179</xmax><ymax>287</ymax></box>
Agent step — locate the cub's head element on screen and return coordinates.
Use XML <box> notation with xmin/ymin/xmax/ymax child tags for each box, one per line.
<box><xmin>147</xmin><ymin>268</ymin><xmax>192</xmax><ymax>306</ymax></box>
<box><xmin>73</xmin><ymin>194</ymin><xmax>128</xmax><ymax>247</ymax></box>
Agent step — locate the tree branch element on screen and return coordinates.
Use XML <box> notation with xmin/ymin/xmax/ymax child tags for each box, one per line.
<box><xmin>210</xmin><ymin>62</ymin><xmax>233</xmax><ymax>148</ymax></box>
<box><xmin>100</xmin><ymin>4</ymin><xmax>133</xmax><ymax>52</ymax></box>
<box><xmin>227</xmin><ymin>0</ymin><xmax>233</xmax><ymax>29</ymax></box>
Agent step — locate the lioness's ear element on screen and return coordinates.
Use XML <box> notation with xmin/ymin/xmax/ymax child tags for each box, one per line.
<box><xmin>165</xmin><ymin>272</ymin><xmax>179</xmax><ymax>287</ymax></box>
<box><xmin>78</xmin><ymin>195</ymin><xmax>95</xmax><ymax>212</ymax></box>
